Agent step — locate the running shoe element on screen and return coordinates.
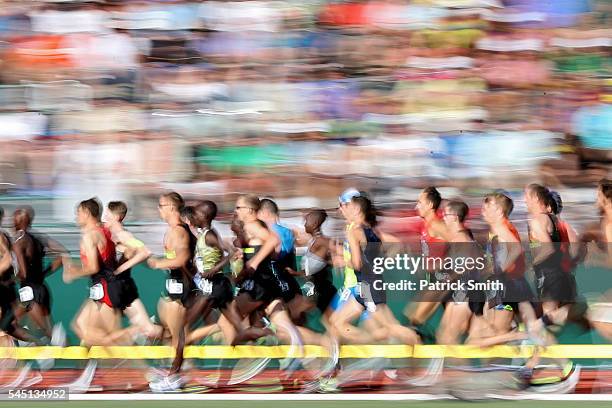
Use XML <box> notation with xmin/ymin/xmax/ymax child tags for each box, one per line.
<box><xmin>149</xmin><ymin>374</ymin><xmax>185</xmax><ymax>393</ymax></box>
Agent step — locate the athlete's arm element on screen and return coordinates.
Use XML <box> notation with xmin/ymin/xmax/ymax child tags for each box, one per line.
<box><xmin>0</xmin><ymin>234</ymin><xmax>12</xmax><ymax>277</ymax></box>
<box><xmin>530</xmin><ymin>215</ymin><xmax>554</xmax><ymax>265</ymax></box>
<box><xmin>41</xmin><ymin>235</ymin><xmax>68</xmax><ymax>276</ymax></box>
<box><xmin>64</xmin><ymin>232</ymin><xmax>100</xmax><ymax>282</ymax></box>
<box><xmin>148</xmin><ymin>227</ymin><xmax>190</xmax><ymax>270</ymax></box>
<box><xmin>565</xmin><ymin>221</ymin><xmax>586</xmax><ymax>261</ymax></box>
<box><xmin>347</xmin><ymin>227</ymin><xmax>363</xmax><ymax>271</ymax></box>
<box><xmin>201</xmin><ymin>230</ymin><xmax>229</xmax><ymax>279</ymax></box>
<box><xmin>286</xmin><ymin>236</ymin><xmax>330</xmax><ymax>276</ymax></box>
<box><xmin>292</xmin><ymin>226</ymin><xmax>311</xmax><ymax>247</ymax></box>
<box><xmin>604</xmin><ymin>223</ymin><xmax>612</xmax><ymax>267</ymax></box>
<box><xmin>114</xmin><ymin>231</ymin><xmax>152</xmax><ymax>275</ymax></box>
<box><xmin>244</xmin><ymin>222</ymin><xmax>279</xmax><ymax>272</ymax></box>
<box><xmin>496</xmin><ymin>227</ymin><xmax>522</xmax><ymax>274</ymax></box>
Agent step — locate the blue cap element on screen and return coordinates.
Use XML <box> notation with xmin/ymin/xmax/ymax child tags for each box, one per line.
<box><xmin>339</xmin><ymin>188</ymin><xmax>360</xmax><ymax>205</ymax></box>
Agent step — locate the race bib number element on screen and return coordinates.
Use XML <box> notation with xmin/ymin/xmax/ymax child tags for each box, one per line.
<box><xmin>365</xmin><ymin>301</ymin><xmax>377</xmax><ymax>313</ymax></box>
<box><xmin>89</xmin><ymin>283</ymin><xmax>104</xmax><ymax>301</ymax></box>
<box><xmin>355</xmin><ymin>283</ymin><xmax>363</xmax><ymax>298</ymax></box>
<box><xmin>242</xmin><ymin>279</ymin><xmax>254</xmax><ymax>291</ymax></box>
<box><xmin>340</xmin><ymin>287</ymin><xmax>351</xmax><ymax>302</ymax></box>
<box><xmin>198</xmin><ymin>277</ymin><xmax>213</xmax><ymax>295</ymax></box>
<box><xmin>435</xmin><ymin>271</ymin><xmax>450</xmax><ymax>281</ymax></box>
<box><xmin>19</xmin><ymin>286</ymin><xmax>34</xmax><ymax>303</ymax></box>
<box><xmin>302</xmin><ymin>281</ymin><xmax>316</xmax><ymax>297</ymax></box>
<box><xmin>279</xmin><ymin>280</ymin><xmax>289</xmax><ymax>293</ymax></box>
<box><xmin>537</xmin><ymin>276</ymin><xmax>545</xmax><ymax>290</ymax></box>
<box><xmin>11</xmin><ymin>253</ymin><xmax>19</xmax><ymax>277</ymax></box>
<box><xmin>452</xmin><ymin>289</ymin><xmax>468</xmax><ymax>303</ymax></box>
<box><xmin>195</xmin><ymin>256</ymin><xmax>205</xmax><ymax>275</ymax></box>
<box><xmin>166</xmin><ymin>279</ymin><xmax>184</xmax><ymax>295</ymax></box>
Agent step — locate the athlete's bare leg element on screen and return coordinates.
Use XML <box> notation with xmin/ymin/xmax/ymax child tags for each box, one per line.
<box><xmin>73</xmin><ymin>300</ymin><xmax>121</xmax><ymax>346</ymax></box>
<box><xmin>329</xmin><ymin>297</ymin><xmax>380</xmax><ymax>344</ymax></box>
<box><xmin>24</xmin><ymin>303</ymin><xmax>52</xmax><ymax>339</ymax></box>
<box><xmin>437</xmin><ymin>302</ymin><xmax>472</xmax><ymax>345</ymax></box>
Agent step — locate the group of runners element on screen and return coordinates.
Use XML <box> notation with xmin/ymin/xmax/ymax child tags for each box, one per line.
<box><xmin>0</xmin><ymin>180</ymin><xmax>611</xmax><ymax>392</ymax></box>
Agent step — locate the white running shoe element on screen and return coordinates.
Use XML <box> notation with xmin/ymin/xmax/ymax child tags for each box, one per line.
<box><xmin>51</xmin><ymin>323</ymin><xmax>67</xmax><ymax>347</ymax></box>
<box><xmin>0</xmin><ymin>363</ymin><xmax>31</xmax><ymax>391</ymax></box>
<box><xmin>60</xmin><ymin>360</ymin><xmax>97</xmax><ymax>393</ymax></box>
<box><xmin>149</xmin><ymin>374</ymin><xmax>185</xmax><ymax>393</ymax></box>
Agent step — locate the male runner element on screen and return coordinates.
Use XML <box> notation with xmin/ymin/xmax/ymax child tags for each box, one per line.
<box><xmin>406</xmin><ymin>187</ymin><xmax>450</xmax><ymax>332</ymax></box>
<box><xmin>146</xmin><ymin>192</ymin><xmax>196</xmax><ymax>391</ymax></box>
<box><xmin>519</xmin><ymin>184</ymin><xmax>579</xmax><ymax>389</ymax></box>
<box><xmin>61</xmin><ymin>198</ymin><xmax>120</xmax><ymax>392</ymax></box>
<box><xmin>471</xmin><ymin>192</ymin><xmax>537</xmax><ymax>346</ymax></box>
<box><xmin>102</xmin><ymin>201</ymin><xmax>163</xmax><ymax>344</ymax></box>
<box><xmin>232</xmin><ymin>195</ymin><xmax>293</xmax><ymax>342</ymax></box>
<box><xmin>286</xmin><ymin>209</ymin><xmax>337</xmax><ymax>320</ymax></box>
<box><xmin>437</xmin><ymin>200</ymin><xmax>486</xmax><ymax>345</ymax></box>
<box><xmin>183</xmin><ymin>200</ymin><xmax>235</xmax><ymax>345</ymax></box>
<box><xmin>63</xmin><ymin>198</ymin><xmax>120</xmax><ymax>346</ymax></box>
<box><xmin>12</xmin><ymin>206</ymin><xmax>66</xmax><ymax>345</ymax></box>
<box><xmin>584</xmin><ymin>179</ymin><xmax>612</xmax><ymax>338</ymax></box>
<box><xmin>0</xmin><ymin>206</ymin><xmax>40</xmax><ymax>344</ymax></box>
<box><xmin>258</xmin><ymin>199</ymin><xmax>305</xmax><ymax>321</ymax></box>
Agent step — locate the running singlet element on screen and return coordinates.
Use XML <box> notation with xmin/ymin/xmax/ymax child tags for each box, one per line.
<box><xmin>343</xmin><ymin>222</ymin><xmax>358</xmax><ymax>289</ymax></box>
<box><xmin>488</xmin><ymin>219</ymin><xmax>526</xmax><ymax>279</ymax></box>
<box><xmin>240</xmin><ymin>244</ymin><xmax>278</xmax><ymax>302</ymax></box>
<box><xmin>0</xmin><ymin>230</ymin><xmax>15</xmax><ymax>286</ymax></box>
<box><xmin>116</xmin><ymin>237</ymin><xmax>146</xmax><ymax>280</ymax></box>
<box><xmin>271</xmin><ymin>223</ymin><xmax>295</xmax><ymax>261</ymax></box>
<box><xmin>14</xmin><ymin>231</ymin><xmax>52</xmax><ymax>309</ymax></box>
<box><xmin>80</xmin><ymin>226</ymin><xmax>116</xmax><ymax>308</ymax></box>
<box><xmin>420</xmin><ymin>216</ymin><xmax>447</xmax><ymax>262</ymax></box>
<box><xmin>529</xmin><ymin>213</ymin><xmax>575</xmax><ymax>303</ymax></box>
<box><xmin>354</xmin><ymin>226</ymin><xmax>385</xmax><ymax>308</ymax></box>
<box><xmin>270</xmin><ymin>223</ymin><xmax>300</xmax><ymax>301</ymax></box>
<box><xmin>528</xmin><ymin>213</ymin><xmax>562</xmax><ymax>266</ymax></box>
<box><xmin>111</xmin><ymin>235</ymin><xmax>145</xmax><ymax>310</ymax></box>
<box><xmin>302</xmin><ymin>236</ymin><xmax>336</xmax><ymax>312</ymax></box>
<box><xmin>556</xmin><ymin>220</ymin><xmax>576</xmax><ymax>273</ymax></box>
<box><xmin>0</xmin><ymin>231</ymin><xmax>16</xmax><ymax>333</ymax></box>
<box><xmin>15</xmin><ymin>231</ymin><xmax>46</xmax><ymax>285</ymax></box>
<box><xmin>194</xmin><ymin>229</ymin><xmax>222</xmax><ymax>275</ymax></box>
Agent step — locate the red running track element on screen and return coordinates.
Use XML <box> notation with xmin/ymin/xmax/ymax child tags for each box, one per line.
<box><xmin>1</xmin><ymin>367</ymin><xmax>611</xmax><ymax>394</ymax></box>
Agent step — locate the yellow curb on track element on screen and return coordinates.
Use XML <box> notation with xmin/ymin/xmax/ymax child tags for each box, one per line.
<box><xmin>0</xmin><ymin>345</ymin><xmax>610</xmax><ymax>360</ymax></box>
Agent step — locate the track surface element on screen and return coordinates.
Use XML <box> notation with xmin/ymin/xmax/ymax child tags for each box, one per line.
<box><xmin>1</xmin><ymin>367</ymin><xmax>611</xmax><ymax>394</ymax></box>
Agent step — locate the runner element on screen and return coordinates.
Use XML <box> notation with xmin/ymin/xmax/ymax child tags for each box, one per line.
<box><xmin>330</xmin><ymin>194</ymin><xmax>419</xmax><ymax>345</ymax></box>
<box><xmin>285</xmin><ymin>209</ymin><xmax>337</xmax><ymax>321</ymax></box>
<box><xmin>405</xmin><ymin>187</ymin><xmax>450</xmax><ymax>334</ymax></box>
<box><xmin>257</xmin><ymin>199</ymin><xmax>303</xmax><ymax>322</ymax></box>
<box><xmin>102</xmin><ymin>201</ymin><xmax>163</xmax><ymax>344</ymax></box>
<box><xmin>61</xmin><ymin>198</ymin><xmax>121</xmax><ymax>393</ymax></box>
<box><xmin>469</xmin><ymin>192</ymin><xmax>537</xmax><ymax>347</ymax></box>
<box><xmin>519</xmin><ymin>184</ymin><xmax>579</xmax><ymax>390</ymax></box>
<box><xmin>582</xmin><ymin>179</ymin><xmax>612</xmax><ymax>339</ymax></box>
<box><xmin>183</xmin><ymin>200</ymin><xmax>235</xmax><ymax>345</ymax></box>
<box><xmin>436</xmin><ymin>200</ymin><xmax>486</xmax><ymax>346</ymax></box>
<box><xmin>62</xmin><ymin>198</ymin><xmax>120</xmax><ymax>346</ymax></box>
<box><xmin>327</xmin><ymin>188</ymin><xmax>380</xmax><ymax>344</ymax></box>
<box><xmin>541</xmin><ymin>191</ymin><xmax>591</xmax><ymax>331</ymax></box>
<box><xmin>232</xmin><ymin>194</ymin><xmax>289</xmax><ymax>342</ymax></box>
<box><xmin>0</xmin><ymin>206</ymin><xmax>39</xmax><ymax>344</ymax></box>
<box><xmin>146</xmin><ymin>192</ymin><xmax>196</xmax><ymax>391</ymax></box>
<box><xmin>12</xmin><ymin>206</ymin><xmax>66</xmax><ymax>345</ymax></box>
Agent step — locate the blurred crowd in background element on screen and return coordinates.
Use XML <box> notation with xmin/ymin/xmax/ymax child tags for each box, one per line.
<box><xmin>0</xmin><ymin>0</ymin><xmax>610</xmax><ymax>223</ymax></box>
